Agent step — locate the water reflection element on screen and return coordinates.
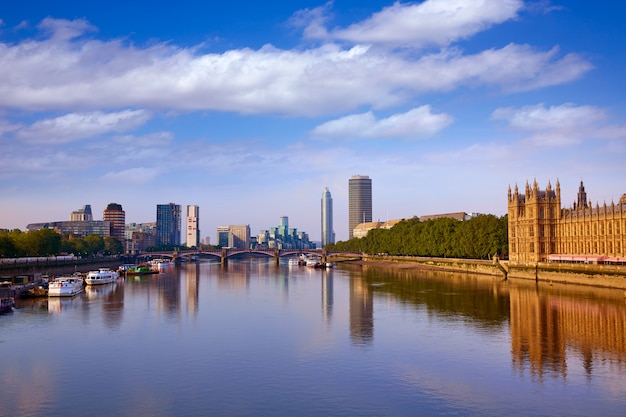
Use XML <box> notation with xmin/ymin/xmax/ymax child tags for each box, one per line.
<box><xmin>349</xmin><ymin>263</ymin><xmax>626</xmax><ymax>381</ymax></box>
<box><xmin>321</xmin><ymin>272</ymin><xmax>333</xmax><ymax>324</ymax></box>
<box><xmin>510</xmin><ymin>281</ymin><xmax>626</xmax><ymax>381</ymax></box>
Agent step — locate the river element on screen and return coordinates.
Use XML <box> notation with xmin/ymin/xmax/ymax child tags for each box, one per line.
<box><xmin>1</xmin><ymin>258</ymin><xmax>625</xmax><ymax>417</ymax></box>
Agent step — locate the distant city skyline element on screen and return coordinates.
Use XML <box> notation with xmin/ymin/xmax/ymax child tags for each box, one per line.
<box><xmin>1</xmin><ymin>1</ymin><xmax>625</xmax><ymax>241</ymax></box>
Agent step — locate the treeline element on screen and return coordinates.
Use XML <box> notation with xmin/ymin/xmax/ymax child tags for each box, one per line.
<box><xmin>326</xmin><ymin>215</ymin><xmax>508</xmax><ymax>259</ymax></box>
<box><xmin>0</xmin><ymin>228</ymin><xmax>123</xmax><ymax>257</ymax></box>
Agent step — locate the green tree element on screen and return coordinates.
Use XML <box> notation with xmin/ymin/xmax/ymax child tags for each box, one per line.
<box><xmin>104</xmin><ymin>237</ymin><xmax>124</xmax><ymax>254</ymax></box>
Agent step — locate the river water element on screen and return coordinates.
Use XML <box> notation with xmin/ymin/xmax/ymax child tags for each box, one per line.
<box><xmin>1</xmin><ymin>258</ymin><xmax>625</xmax><ymax>417</ymax></box>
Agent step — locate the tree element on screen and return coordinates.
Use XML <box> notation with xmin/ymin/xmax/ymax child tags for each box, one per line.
<box><xmin>104</xmin><ymin>237</ymin><xmax>124</xmax><ymax>255</ymax></box>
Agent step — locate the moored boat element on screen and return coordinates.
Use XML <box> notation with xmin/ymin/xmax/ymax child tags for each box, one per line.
<box><xmin>85</xmin><ymin>268</ymin><xmax>119</xmax><ymax>285</ymax></box>
<box><xmin>0</xmin><ymin>297</ymin><xmax>14</xmax><ymax>313</ymax></box>
<box><xmin>48</xmin><ymin>276</ymin><xmax>84</xmax><ymax>297</ymax></box>
<box><xmin>150</xmin><ymin>259</ymin><xmax>174</xmax><ymax>269</ymax></box>
<box><xmin>125</xmin><ymin>264</ymin><xmax>159</xmax><ymax>275</ymax></box>
<box><xmin>288</xmin><ymin>258</ymin><xmax>300</xmax><ymax>266</ymax></box>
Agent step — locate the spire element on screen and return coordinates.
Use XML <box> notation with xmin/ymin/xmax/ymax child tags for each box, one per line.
<box><xmin>577</xmin><ymin>180</ymin><xmax>588</xmax><ymax>209</ymax></box>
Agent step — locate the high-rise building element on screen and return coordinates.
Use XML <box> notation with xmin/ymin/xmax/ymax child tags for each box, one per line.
<box><xmin>70</xmin><ymin>204</ymin><xmax>93</xmax><ymax>221</ymax></box>
<box><xmin>103</xmin><ymin>203</ymin><xmax>125</xmax><ymax>243</ymax></box>
<box><xmin>186</xmin><ymin>205</ymin><xmax>200</xmax><ymax>248</ymax></box>
<box><xmin>348</xmin><ymin>175</ymin><xmax>372</xmax><ymax>239</ymax></box>
<box><xmin>217</xmin><ymin>226</ymin><xmax>230</xmax><ymax>247</ymax></box>
<box><xmin>228</xmin><ymin>225</ymin><xmax>251</xmax><ymax>249</ymax></box>
<box><xmin>156</xmin><ymin>203</ymin><xmax>181</xmax><ymax>247</ymax></box>
<box><xmin>321</xmin><ymin>187</ymin><xmax>335</xmax><ymax>246</ymax></box>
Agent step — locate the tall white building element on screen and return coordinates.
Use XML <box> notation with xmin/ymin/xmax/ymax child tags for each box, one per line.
<box><xmin>186</xmin><ymin>205</ymin><xmax>200</xmax><ymax>248</ymax></box>
<box><xmin>321</xmin><ymin>187</ymin><xmax>335</xmax><ymax>247</ymax></box>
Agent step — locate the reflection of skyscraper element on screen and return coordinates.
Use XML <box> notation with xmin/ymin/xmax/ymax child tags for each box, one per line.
<box><xmin>321</xmin><ymin>272</ymin><xmax>333</xmax><ymax>324</ymax></box>
<box><xmin>103</xmin><ymin>203</ymin><xmax>125</xmax><ymax>243</ymax></box>
<box><xmin>186</xmin><ymin>205</ymin><xmax>200</xmax><ymax>248</ymax></box>
<box><xmin>349</xmin><ymin>276</ymin><xmax>373</xmax><ymax>346</ymax></box>
<box><xmin>321</xmin><ymin>187</ymin><xmax>335</xmax><ymax>247</ymax></box>
<box><xmin>156</xmin><ymin>203</ymin><xmax>181</xmax><ymax>246</ymax></box>
<box><xmin>348</xmin><ymin>175</ymin><xmax>372</xmax><ymax>239</ymax></box>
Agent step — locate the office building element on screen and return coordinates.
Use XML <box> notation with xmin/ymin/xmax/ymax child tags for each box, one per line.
<box><xmin>156</xmin><ymin>203</ymin><xmax>181</xmax><ymax>247</ymax></box>
<box><xmin>321</xmin><ymin>187</ymin><xmax>335</xmax><ymax>246</ymax></box>
<box><xmin>229</xmin><ymin>225</ymin><xmax>251</xmax><ymax>249</ymax></box>
<box><xmin>186</xmin><ymin>205</ymin><xmax>200</xmax><ymax>248</ymax></box>
<box><xmin>103</xmin><ymin>203</ymin><xmax>125</xmax><ymax>243</ymax></box>
<box><xmin>70</xmin><ymin>204</ymin><xmax>93</xmax><ymax>221</ymax></box>
<box><xmin>348</xmin><ymin>175</ymin><xmax>372</xmax><ymax>239</ymax></box>
<box><xmin>217</xmin><ymin>226</ymin><xmax>230</xmax><ymax>247</ymax></box>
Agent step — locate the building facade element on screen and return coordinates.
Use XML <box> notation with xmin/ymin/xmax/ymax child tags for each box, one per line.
<box><xmin>507</xmin><ymin>179</ymin><xmax>626</xmax><ymax>263</ymax></box>
<box><xmin>103</xmin><ymin>203</ymin><xmax>125</xmax><ymax>243</ymax></box>
<box><xmin>70</xmin><ymin>204</ymin><xmax>93</xmax><ymax>221</ymax></box>
<box><xmin>26</xmin><ymin>221</ymin><xmax>111</xmax><ymax>238</ymax></box>
<box><xmin>228</xmin><ymin>225</ymin><xmax>250</xmax><ymax>249</ymax></box>
<box><xmin>348</xmin><ymin>175</ymin><xmax>372</xmax><ymax>239</ymax></box>
<box><xmin>186</xmin><ymin>205</ymin><xmax>200</xmax><ymax>248</ymax></box>
<box><xmin>156</xmin><ymin>203</ymin><xmax>181</xmax><ymax>247</ymax></box>
<box><xmin>321</xmin><ymin>187</ymin><xmax>335</xmax><ymax>247</ymax></box>
<box><xmin>256</xmin><ymin>217</ymin><xmax>315</xmax><ymax>250</ymax></box>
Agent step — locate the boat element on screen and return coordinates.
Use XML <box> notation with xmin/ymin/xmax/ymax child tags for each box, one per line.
<box><xmin>0</xmin><ymin>297</ymin><xmax>14</xmax><ymax>313</ymax></box>
<box><xmin>48</xmin><ymin>276</ymin><xmax>84</xmax><ymax>297</ymax></box>
<box><xmin>288</xmin><ymin>258</ymin><xmax>300</xmax><ymax>266</ymax></box>
<box><xmin>85</xmin><ymin>268</ymin><xmax>119</xmax><ymax>285</ymax></box>
<box><xmin>125</xmin><ymin>264</ymin><xmax>159</xmax><ymax>276</ymax></box>
<box><xmin>150</xmin><ymin>259</ymin><xmax>174</xmax><ymax>269</ymax></box>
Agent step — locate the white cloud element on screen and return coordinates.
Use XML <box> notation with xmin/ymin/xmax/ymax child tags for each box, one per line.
<box><xmin>14</xmin><ymin>109</ymin><xmax>152</xmax><ymax>144</ymax></box>
<box><xmin>100</xmin><ymin>167</ymin><xmax>160</xmax><ymax>184</ymax></box>
<box><xmin>300</xmin><ymin>0</ymin><xmax>523</xmax><ymax>48</ymax></box>
<box><xmin>0</xmin><ymin>18</ymin><xmax>592</xmax><ymax>117</ymax></box>
<box><xmin>491</xmin><ymin>103</ymin><xmax>626</xmax><ymax>147</ymax></box>
<box><xmin>311</xmin><ymin>106</ymin><xmax>453</xmax><ymax>139</ymax></box>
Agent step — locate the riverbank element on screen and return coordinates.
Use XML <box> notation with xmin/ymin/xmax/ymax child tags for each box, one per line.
<box><xmin>334</xmin><ymin>254</ymin><xmax>626</xmax><ymax>290</ymax></box>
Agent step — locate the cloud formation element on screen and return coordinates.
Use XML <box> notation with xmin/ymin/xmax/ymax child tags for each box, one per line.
<box><xmin>491</xmin><ymin>103</ymin><xmax>626</xmax><ymax>146</ymax></box>
<box><xmin>299</xmin><ymin>0</ymin><xmax>523</xmax><ymax>48</ymax></box>
<box><xmin>311</xmin><ymin>106</ymin><xmax>453</xmax><ymax>139</ymax></box>
<box><xmin>0</xmin><ymin>11</ymin><xmax>591</xmax><ymax>117</ymax></box>
<box><xmin>14</xmin><ymin>110</ymin><xmax>152</xmax><ymax>144</ymax></box>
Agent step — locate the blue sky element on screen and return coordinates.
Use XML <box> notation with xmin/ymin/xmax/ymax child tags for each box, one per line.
<box><xmin>1</xmin><ymin>0</ymin><xmax>625</xmax><ymax>243</ymax></box>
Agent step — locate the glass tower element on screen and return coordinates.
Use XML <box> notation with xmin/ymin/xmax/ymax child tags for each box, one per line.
<box><xmin>156</xmin><ymin>203</ymin><xmax>181</xmax><ymax>247</ymax></box>
<box><xmin>348</xmin><ymin>175</ymin><xmax>372</xmax><ymax>239</ymax></box>
<box><xmin>321</xmin><ymin>187</ymin><xmax>334</xmax><ymax>247</ymax></box>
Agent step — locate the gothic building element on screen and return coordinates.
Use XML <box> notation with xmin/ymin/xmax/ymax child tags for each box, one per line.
<box><xmin>507</xmin><ymin>179</ymin><xmax>626</xmax><ymax>263</ymax></box>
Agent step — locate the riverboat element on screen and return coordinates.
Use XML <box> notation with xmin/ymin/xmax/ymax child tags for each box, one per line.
<box><xmin>85</xmin><ymin>268</ymin><xmax>119</xmax><ymax>285</ymax></box>
<box><xmin>125</xmin><ymin>265</ymin><xmax>159</xmax><ymax>276</ymax></box>
<box><xmin>288</xmin><ymin>258</ymin><xmax>300</xmax><ymax>266</ymax></box>
<box><xmin>150</xmin><ymin>259</ymin><xmax>174</xmax><ymax>269</ymax></box>
<box><xmin>48</xmin><ymin>276</ymin><xmax>84</xmax><ymax>297</ymax></box>
<box><xmin>0</xmin><ymin>297</ymin><xmax>14</xmax><ymax>313</ymax></box>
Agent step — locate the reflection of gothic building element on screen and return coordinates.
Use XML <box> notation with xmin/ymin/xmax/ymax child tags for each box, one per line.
<box><xmin>509</xmin><ymin>284</ymin><xmax>626</xmax><ymax>379</ymax></box>
<box><xmin>508</xmin><ymin>179</ymin><xmax>626</xmax><ymax>262</ymax></box>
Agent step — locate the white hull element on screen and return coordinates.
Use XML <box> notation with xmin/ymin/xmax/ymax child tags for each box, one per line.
<box><xmin>49</xmin><ymin>277</ymin><xmax>84</xmax><ymax>297</ymax></box>
<box><xmin>85</xmin><ymin>268</ymin><xmax>119</xmax><ymax>285</ymax></box>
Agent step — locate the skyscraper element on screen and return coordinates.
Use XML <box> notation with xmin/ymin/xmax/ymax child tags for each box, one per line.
<box><xmin>156</xmin><ymin>203</ymin><xmax>181</xmax><ymax>247</ymax></box>
<box><xmin>103</xmin><ymin>203</ymin><xmax>125</xmax><ymax>243</ymax></box>
<box><xmin>186</xmin><ymin>205</ymin><xmax>200</xmax><ymax>248</ymax></box>
<box><xmin>321</xmin><ymin>187</ymin><xmax>334</xmax><ymax>246</ymax></box>
<box><xmin>348</xmin><ymin>175</ymin><xmax>372</xmax><ymax>239</ymax></box>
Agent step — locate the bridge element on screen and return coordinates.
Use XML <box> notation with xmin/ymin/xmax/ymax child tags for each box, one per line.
<box><xmin>142</xmin><ymin>248</ymin><xmax>362</xmax><ymax>266</ymax></box>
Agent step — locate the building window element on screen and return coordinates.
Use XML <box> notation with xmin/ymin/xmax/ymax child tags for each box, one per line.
<box><xmin>530</xmin><ymin>243</ymin><xmax>534</xmax><ymax>253</ymax></box>
<box><xmin>530</xmin><ymin>226</ymin><xmax>534</xmax><ymax>237</ymax></box>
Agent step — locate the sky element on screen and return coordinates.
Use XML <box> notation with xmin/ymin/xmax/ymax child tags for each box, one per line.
<box><xmin>1</xmin><ymin>0</ymin><xmax>625</xmax><ymax>243</ymax></box>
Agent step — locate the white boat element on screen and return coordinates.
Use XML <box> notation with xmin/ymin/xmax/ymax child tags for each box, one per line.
<box><xmin>288</xmin><ymin>258</ymin><xmax>300</xmax><ymax>266</ymax></box>
<box><xmin>48</xmin><ymin>276</ymin><xmax>84</xmax><ymax>297</ymax></box>
<box><xmin>85</xmin><ymin>268</ymin><xmax>119</xmax><ymax>285</ymax></box>
<box><xmin>150</xmin><ymin>259</ymin><xmax>174</xmax><ymax>269</ymax></box>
